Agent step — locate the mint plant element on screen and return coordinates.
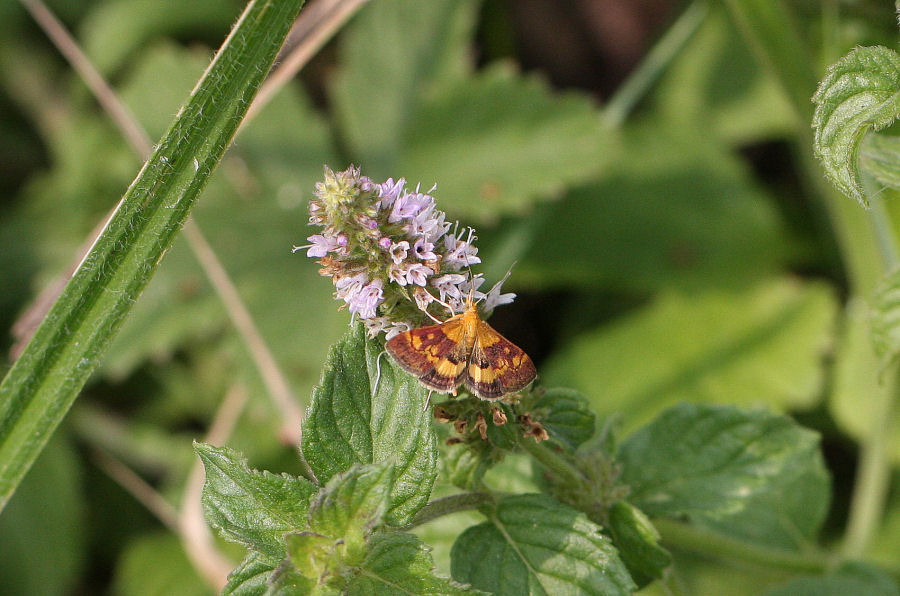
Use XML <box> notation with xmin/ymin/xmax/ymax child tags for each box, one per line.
<box><xmin>193</xmin><ymin>168</ymin><xmax>837</xmax><ymax>594</ymax></box>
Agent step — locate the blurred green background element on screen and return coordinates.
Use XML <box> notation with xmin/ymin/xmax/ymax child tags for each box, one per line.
<box><xmin>2</xmin><ymin>0</ymin><xmax>900</xmax><ymax>594</ymax></box>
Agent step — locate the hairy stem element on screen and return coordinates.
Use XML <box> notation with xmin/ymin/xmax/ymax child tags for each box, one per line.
<box><xmin>518</xmin><ymin>438</ymin><xmax>585</xmax><ymax>489</ymax></box>
<box><xmin>401</xmin><ymin>492</ymin><xmax>493</xmax><ymax>529</ymax></box>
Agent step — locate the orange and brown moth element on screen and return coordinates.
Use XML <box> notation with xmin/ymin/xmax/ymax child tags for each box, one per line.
<box><xmin>385</xmin><ymin>298</ymin><xmax>536</xmax><ymax>400</ymax></box>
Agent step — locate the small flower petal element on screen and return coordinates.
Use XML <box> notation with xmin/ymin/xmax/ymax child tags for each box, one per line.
<box><xmin>390</xmin><ymin>241</ymin><xmax>410</xmax><ymax>264</ymax></box>
<box><xmin>413</xmin><ymin>237</ymin><xmax>437</xmax><ymax>261</ymax></box>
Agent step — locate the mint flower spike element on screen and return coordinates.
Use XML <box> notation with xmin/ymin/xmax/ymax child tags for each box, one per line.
<box><xmin>300</xmin><ymin>165</ymin><xmax>516</xmax><ymax>338</ymax></box>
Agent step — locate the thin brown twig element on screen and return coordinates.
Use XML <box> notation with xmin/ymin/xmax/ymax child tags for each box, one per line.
<box><xmin>244</xmin><ymin>0</ymin><xmax>370</xmax><ymax>125</ymax></box>
<box><xmin>92</xmin><ymin>448</ymin><xmax>181</xmax><ymax>532</ymax></box>
<box><xmin>19</xmin><ymin>0</ymin><xmax>151</xmax><ymax>156</ymax></box>
<box><xmin>182</xmin><ymin>221</ymin><xmax>304</xmax><ymax>444</ymax></box>
<box><xmin>15</xmin><ymin>0</ymin><xmax>304</xmax><ymax>444</ymax></box>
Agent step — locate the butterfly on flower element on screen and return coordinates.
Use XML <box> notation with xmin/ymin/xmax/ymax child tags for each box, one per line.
<box><xmin>385</xmin><ymin>296</ymin><xmax>536</xmax><ymax>400</ymax></box>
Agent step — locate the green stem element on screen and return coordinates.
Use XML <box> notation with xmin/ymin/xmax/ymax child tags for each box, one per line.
<box><xmin>602</xmin><ymin>0</ymin><xmax>708</xmax><ymax>129</ymax></box>
<box><xmin>841</xmin><ymin>177</ymin><xmax>900</xmax><ymax>559</ymax></box>
<box><xmin>842</xmin><ymin>377</ymin><xmax>897</xmax><ymax>559</ymax></box>
<box><xmin>518</xmin><ymin>438</ymin><xmax>584</xmax><ymax>488</ymax></box>
<box><xmin>653</xmin><ymin>518</ymin><xmax>833</xmax><ymax>575</ymax></box>
<box><xmin>867</xmin><ymin>182</ymin><xmax>900</xmax><ymax>271</ymax></box>
<box><xmin>401</xmin><ymin>492</ymin><xmax>493</xmax><ymax>529</ymax></box>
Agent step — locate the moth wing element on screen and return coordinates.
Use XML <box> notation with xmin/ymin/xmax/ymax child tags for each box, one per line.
<box><xmin>385</xmin><ymin>318</ymin><xmax>468</xmax><ymax>393</ymax></box>
<box><xmin>464</xmin><ymin>320</ymin><xmax>537</xmax><ymax>399</ymax></box>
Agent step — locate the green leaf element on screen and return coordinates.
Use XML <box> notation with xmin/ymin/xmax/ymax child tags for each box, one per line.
<box><xmin>443</xmin><ymin>440</ymin><xmax>492</xmax><ymax>491</ymax></box>
<box><xmin>543</xmin><ymin>279</ymin><xmax>838</xmax><ymax>432</ymax></box>
<box><xmin>526</xmin><ymin>388</ymin><xmax>595</xmax><ymax>451</ymax></box>
<box><xmin>347</xmin><ymin>532</ymin><xmax>484</xmax><ymax>595</ymax></box>
<box><xmin>267</xmin><ymin>563</ymin><xmax>318</xmax><ymax>595</ymax></box>
<box><xmin>515</xmin><ymin>129</ymin><xmax>790</xmax><ymax>292</ymax></box>
<box><xmin>332</xmin><ymin>0</ymin><xmax>609</xmax><ymax>221</ymax></box>
<box><xmin>450</xmin><ymin>494</ymin><xmax>635</xmax><ymax>596</ymax></box>
<box><xmin>871</xmin><ymin>268</ymin><xmax>900</xmax><ymax>365</ymax></box>
<box><xmin>619</xmin><ymin>403</ymin><xmax>830</xmax><ymax>549</ymax></box>
<box><xmin>222</xmin><ymin>552</ymin><xmax>278</xmax><ymax>596</ymax></box>
<box><xmin>764</xmin><ymin>561</ymin><xmax>899</xmax><ymax>596</ymax></box>
<box><xmin>288</xmin><ymin>463</ymin><xmax>446</xmax><ymax>592</ymax></box>
<box><xmin>606</xmin><ymin>501</ymin><xmax>671</xmax><ymax>589</ymax></box>
<box><xmin>332</xmin><ymin>0</ymin><xmax>480</xmax><ymax>174</ymax></box>
<box><xmin>305</xmin><ymin>462</ymin><xmax>395</xmax><ymax>565</ymax></box>
<box><xmin>195</xmin><ymin>442</ymin><xmax>318</xmax><ymax>562</ymax></box>
<box><xmin>860</xmin><ymin>133</ymin><xmax>900</xmax><ymax>191</ymax></box>
<box><xmin>812</xmin><ymin>45</ymin><xmax>900</xmax><ymax>206</ymax></box>
<box><xmin>302</xmin><ymin>324</ymin><xmax>437</xmax><ymax>526</ymax></box>
<box><xmin>396</xmin><ymin>64</ymin><xmax>611</xmax><ymax>220</ymax></box>
<box><xmin>484</xmin><ymin>405</ymin><xmax>519</xmax><ymax>451</ymax></box>
<box><xmin>0</xmin><ymin>0</ymin><xmax>306</xmax><ymax>511</ymax></box>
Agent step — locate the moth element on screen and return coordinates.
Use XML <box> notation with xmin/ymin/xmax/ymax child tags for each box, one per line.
<box><xmin>386</xmin><ymin>298</ymin><xmax>536</xmax><ymax>399</ymax></box>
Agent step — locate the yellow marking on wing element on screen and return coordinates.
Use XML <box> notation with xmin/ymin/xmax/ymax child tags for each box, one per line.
<box><xmin>474</xmin><ymin>320</ymin><xmax>503</xmax><ymax>348</ymax></box>
<box><xmin>441</xmin><ymin>317</ymin><xmax>468</xmax><ymax>344</ymax></box>
<box><xmin>468</xmin><ymin>362</ymin><xmax>499</xmax><ymax>383</ymax></box>
<box><xmin>437</xmin><ymin>358</ymin><xmax>465</xmax><ymax>377</ymax></box>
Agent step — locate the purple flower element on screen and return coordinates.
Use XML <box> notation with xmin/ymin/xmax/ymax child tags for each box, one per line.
<box><xmin>431</xmin><ymin>273</ymin><xmax>467</xmax><ymax>303</ymax></box>
<box><xmin>443</xmin><ymin>230</ymin><xmax>481</xmax><ymax>271</ymax></box>
<box><xmin>481</xmin><ymin>277</ymin><xmax>516</xmax><ymax>312</ymax></box>
<box><xmin>303</xmin><ymin>233</ymin><xmax>340</xmax><ymax>257</ymax></box>
<box><xmin>347</xmin><ymin>279</ymin><xmax>383</xmax><ymax>319</ymax></box>
<box><xmin>389</xmin><ymin>191</ymin><xmax>433</xmax><ymax>223</ymax></box>
<box><xmin>334</xmin><ymin>272</ymin><xmax>369</xmax><ymax>308</ymax></box>
<box><xmin>404</xmin><ymin>263</ymin><xmax>432</xmax><ymax>286</ymax></box>
<box><xmin>301</xmin><ymin>166</ymin><xmax>519</xmax><ymax>333</ymax></box>
<box><xmin>413</xmin><ymin>286</ymin><xmax>436</xmax><ymax>312</ymax></box>
<box><xmin>413</xmin><ymin>238</ymin><xmax>437</xmax><ymax>261</ymax></box>
<box><xmin>376</xmin><ymin>177</ymin><xmax>405</xmax><ymax>210</ymax></box>
<box><xmin>389</xmin><ymin>241</ymin><xmax>410</xmax><ymax>265</ymax></box>
<box><xmin>389</xmin><ymin>263</ymin><xmax>408</xmax><ymax>286</ymax></box>
<box><xmin>390</xmin><ymin>262</ymin><xmax>432</xmax><ymax>287</ymax></box>
<box><xmin>410</xmin><ymin>208</ymin><xmax>448</xmax><ymax>243</ymax></box>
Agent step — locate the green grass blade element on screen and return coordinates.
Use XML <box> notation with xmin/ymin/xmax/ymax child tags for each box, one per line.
<box><xmin>0</xmin><ymin>0</ymin><xmax>306</xmax><ymax>511</ymax></box>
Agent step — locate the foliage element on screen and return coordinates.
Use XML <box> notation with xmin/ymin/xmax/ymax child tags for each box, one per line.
<box><xmin>3</xmin><ymin>0</ymin><xmax>900</xmax><ymax>595</ymax></box>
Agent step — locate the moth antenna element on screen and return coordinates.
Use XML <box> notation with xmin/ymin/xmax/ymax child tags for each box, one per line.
<box><xmin>424</xmin><ymin>309</ymin><xmax>444</xmax><ymax>324</ymax></box>
<box><xmin>423</xmin><ymin>390</ymin><xmax>434</xmax><ymax>412</ymax></box>
<box><xmin>400</xmin><ymin>288</ymin><xmax>450</xmax><ymax>322</ymax></box>
<box><xmin>420</xmin><ymin>289</ymin><xmax>455</xmax><ymax>321</ymax></box>
<box><xmin>462</xmin><ymin>248</ymin><xmax>478</xmax><ymax>308</ymax></box>
<box><xmin>372</xmin><ymin>349</ymin><xmax>387</xmax><ymax>397</ymax></box>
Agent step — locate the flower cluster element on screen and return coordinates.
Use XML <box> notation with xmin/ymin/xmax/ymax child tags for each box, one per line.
<box><xmin>296</xmin><ymin>166</ymin><xmax>514</xmax><ymax>337</ymax></box>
